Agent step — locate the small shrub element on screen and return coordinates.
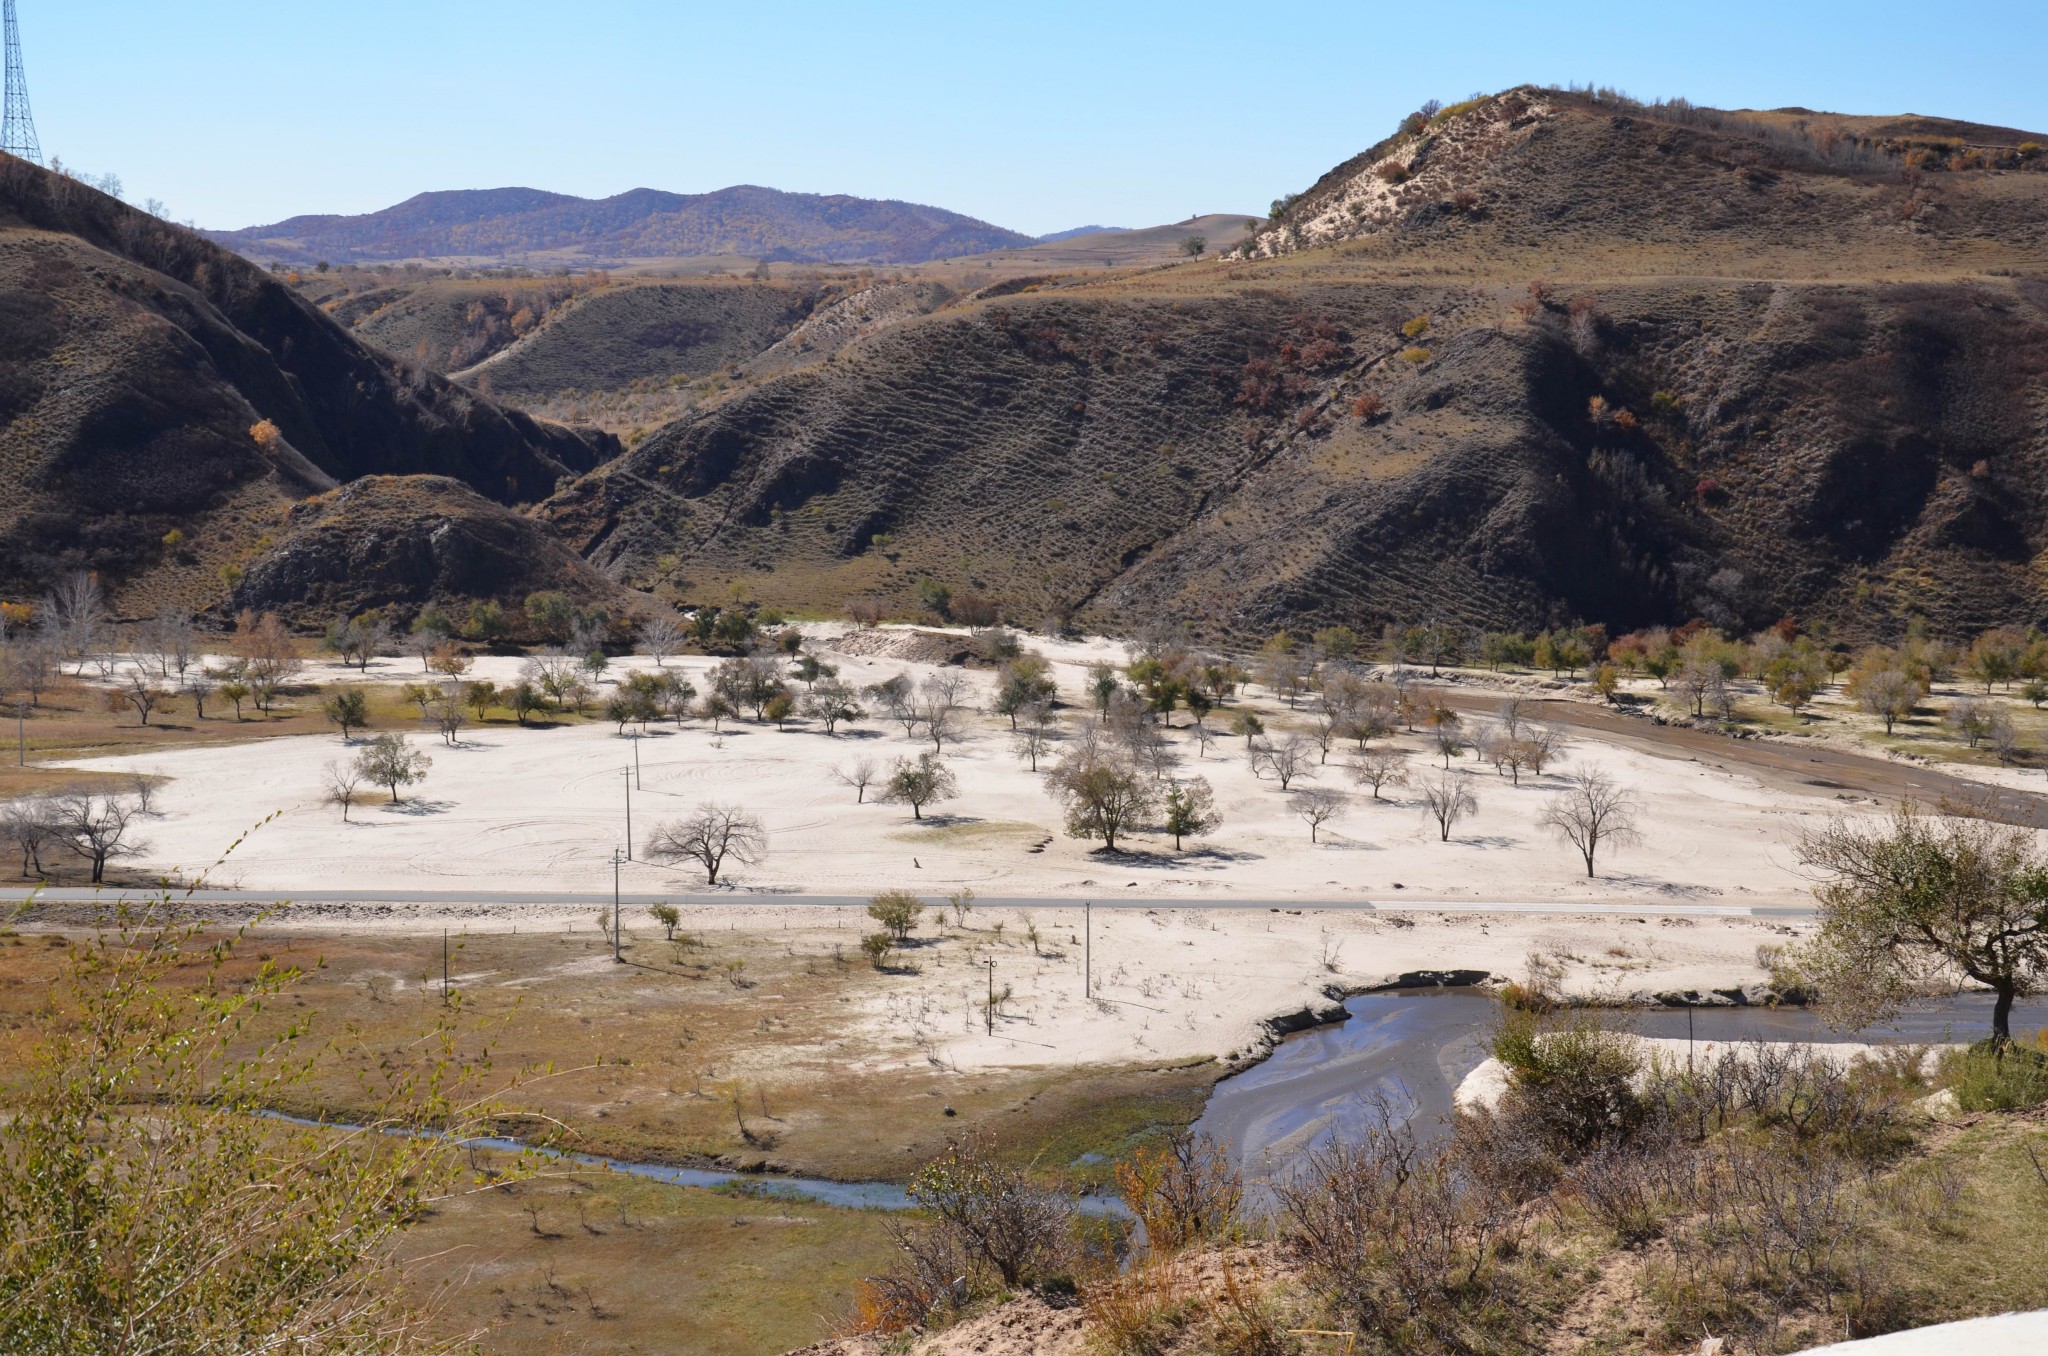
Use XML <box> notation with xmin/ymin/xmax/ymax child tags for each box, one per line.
<box><xmin>1400</xmin><ymin>314</ymin><xmax>1430</xmax><ymax>339</ymax></box>
<box><xmin>1349</xmin><ymin>392</ymin><xmax>1387</xmax><ymax>420</ymax></box>
<box><xmin>1941</xmin><ymin>1039</ymin><xmax>2048</xmax><ymax>1112</ymax></box>
<box><xmin>1399</xmin><ymin>346</ymin><xmax>1430</xmax><ymax>365</ymax></box>
<box><xmin>1373</xmin><ymin>159</ymin><xmax>1410</xmax><ymax>184</ymax></box>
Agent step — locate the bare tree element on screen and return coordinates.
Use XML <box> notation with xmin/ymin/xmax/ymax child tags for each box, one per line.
<box><xmin>1851</xmin><ymin>667</ymin><xmax>1918</xmax><ymax>734</ymax></box>
<box><xmin>919</xmin><ymin>697</ymin><xmax>963</xmax><ymax>752</ymax></box>
<box><xmin>45</xmin><ymin>571</ymin><xmax>106</xmax><ymax>674</ymax></box>
<box><xmin>866</xmin><ymin>673</ymin><xmax>920</xmax><ymax>738</ymax></box>
<box><xmin>1249</xmin><ymin>735</ymin><xmax>1315</xmax><ymax>791</ymax></box>
<box><xmin>1430</xmin><ymin>721</ymin><xmax>1467</xmax><ymax>769</ymax></box>
<box><xmin>1540</xmin><ymin>771</ymin><xmax>1642</xmax><ymax>878</ymax></box>
<box><xmin>641</xmin><ymin>615</ymin><xmax>684</xmax><ymax>667</ymax></box>
<box><xmin>429</xmin><ymin>685</ymin><xmax>467</xmax><ymax>746</ymax></box>
<box><xmin>1292</xmin><ymin>786</ymin><xmax>1348</xmax><ymax>843</ymax></box>
<box><xmin>1496</xmin><ymin>695</ymin><xmax>1531</xmax><ymax>740</ymax></box>
<box><xmin>1011</xmin><ymin>702</ymin><xmax>1056</xmax><ymax>772</ymax></box>
<box><xmin>1420</xmin><ymin>772</ymin><xmax>1478</xmax><ymax>842</ymax></box>
<box><xmin>184</xmin><ymin>667</ymin><xmax>218</xmax><ymax>720</ymax></box>
<box><xmin>2</xmin><ymin>796</ymin><xmax>56</xmax><ymax>877</ymax></box>
<box><xmin>647</xmin><ymin>804</ymin><xmax>768</xmax><ymax>885</ymax></box>
<box><xmin>112</xmin><ymin>671</ymin><xmax>173</xmax><ymax>727</ymax></box>
<box><xmin>833</xmin><ymin>758</ymin><xmax>880</xmax><ymax>804</ymax></box>
<box><xmin>322</xmin><ymin>760</ymin><xmax>364</xmax><ymax>823</ymax></box>
<box><xmin>48</xmin><ymin>787</ymin><xmax>144</xmax><ymax>883</ymax></box>
<box><xmin>1348</xmin><ymin>747</ymin><xmax>1409</xmax><ymax>800</ymax></box>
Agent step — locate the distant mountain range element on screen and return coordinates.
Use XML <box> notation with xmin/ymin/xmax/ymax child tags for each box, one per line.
<box><xmin>206</xmin><ymin>185</ymin><xmax>1036</xmax><ymax>267</ymax></box>
<box><xmin>1034</xmin><ymin>225</ymin><xmax>1130</xmax><ymax>242</ymax></box>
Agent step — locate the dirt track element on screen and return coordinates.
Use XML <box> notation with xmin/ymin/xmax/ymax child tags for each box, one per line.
<box><xmin>1447</xmin><ymin>693</ymin><xmax>2048</xmax><ymax>827</ymax></box>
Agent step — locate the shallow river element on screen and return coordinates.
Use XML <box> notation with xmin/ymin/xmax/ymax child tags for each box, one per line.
<box><xmin>1191</xmin><ymin>988</ymin><xmax>2048</xmax><ymax>1194</ymax></box>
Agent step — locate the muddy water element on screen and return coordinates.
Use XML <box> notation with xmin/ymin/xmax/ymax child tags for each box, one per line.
<box><xmin>1191</xmin><ymin>989</ymin><xmax>2048</xmax><ymax>1194</ymax></box>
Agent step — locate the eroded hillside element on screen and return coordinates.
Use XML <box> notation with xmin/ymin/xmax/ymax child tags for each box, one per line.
<box><xmin>539</xmin><ymin>89</ymin><xmax>2048</xmax><ymax>642</ymax></box>
<box><xmin>0</xmin><ymin>154</ymin><xmax>620</xmax><ymax>618</ymax></box>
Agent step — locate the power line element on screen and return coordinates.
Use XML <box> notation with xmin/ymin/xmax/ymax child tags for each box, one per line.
<box><xmin>1</xmin><ymin>0</ymin><xmax>42</xmax><ymax>166</ymax></box>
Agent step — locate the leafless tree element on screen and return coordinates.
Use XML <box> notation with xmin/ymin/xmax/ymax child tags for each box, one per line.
<box><xmin>1293</xmin><ymin>786</ymin><xmax>1348</xmax><ymax>843</ymax></box>
<box><xmin>1250</xmin><ymin>735</ymin><xmax>1316</xmax><ymax>791</ymax></box>
<box><xmin>1496</xmin><ymin>695</ymin><xmax>1531</xmax><ymax>740</ymax></box>
<box><xmin>48</xmin><ymin>787</ymin><xmax>145</xmax><ymax>883</ymax></box>
<box><xmin>641</xmin><ymin>615</ymin><xmax>684</xmax><ymax>666</ymax></box>
<box><xmin>1011</xmin><ymin>703</ymin><xmax>1056</xmax><ymax>772</ymax></box>
<box><xmin>1540</xmin><ymin>771</ymin><xmax>1642</xmax><ymax>877</ymax></box>
<box><xmin>45</xmin><ymin>571</ymin><xmax>106</xmax><ymax>674</ymax></box>
<box><xmin>1420</xmin><ymin>771</ymin><xmax>1478</xmax><ymax>842</ymax></box>
<box><xmin>430</xmin><ymin>685</ymin><xmax>467</xmax><ymax>746</ymax></box>
<box><xmin>1944</xmin><ymin>697</ymin><xmax>1993</xmax><ymax>749</ymax></box>
<box><xmin>1990</xmin><ymin>708</ymin><xmax>2022</xmax><ymax>764</ymax></box>
<box><xmin>1431</xmin><ymin>722</ymin><xmax>1467</xmax><ymax>768</ymax></box>
<box><xmin>322</xmin><ymin>760</ymin><xmax>364</xmax><ymax>823</ymax></box>
<box><xmin>184</xmin><ymin>666</ymin><xmax>218</xmax><ymax>719</ymax></box>
<box><xmin>2</xmin><ymin>796</ymin><xmax>56</xmax><ymax>877</ymax></box>
<box><xmin>647</xmin><ymin>804</ymin><xmax>768</xmax><ymax>885</ymax></box>
<box><xmin>832</xmin><ymin>758</ymin><xmax>880</xmax><ymax>803</ymax></box>
<box><xmin>1348</xmin><ymin>747</ymin><xmax>1409</xmax><ymax>801</ymax></box>
<box><xmin>113</xmin><ymin>671</ymin><xmax>173</xmax><ymax>727</ymax></box>
<box><xmin>866</xmin><ymin>673</ymin><xmax>920</xmax><ymax>737</ymax></box>
<box><xmin>918</xmin><ymin>697</ymin><xmax>963</xmax><ymax>752</ymax></box>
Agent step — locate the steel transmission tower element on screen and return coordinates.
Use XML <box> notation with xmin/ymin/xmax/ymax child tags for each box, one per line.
<box><xmin>2</xmin><ymin>0</ymin><xmax>42</xmax><ymax>166</ymax></box>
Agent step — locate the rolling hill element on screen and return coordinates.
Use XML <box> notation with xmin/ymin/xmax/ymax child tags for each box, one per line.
<box><xmin>0</xmin><ymin>152</ymin><xmax>630</xmax><ymax>623</ymax></box>
<box><xmin>207</xmin><ymin>185</ymin><xmax>1036</xmax><ymax>268</ymax></box>
<box><xmin>537</xmin><ymin>87</ymin><xmax>2048</xmax><ymax>644</ymax></box>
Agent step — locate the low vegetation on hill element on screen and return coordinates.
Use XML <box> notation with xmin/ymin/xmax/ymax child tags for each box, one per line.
<box><xmin>537</xmin><ymin>87</ymin><xmax>2048</xmax><ymax>643</ymax></box>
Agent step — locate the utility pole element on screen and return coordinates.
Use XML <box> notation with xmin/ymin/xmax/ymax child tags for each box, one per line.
<box><xmin>985</xmin><ymin>956</ymin><xmax>994</xmax><ymax>1035</ymax></box>
<box><xmin>442</xmin><ymin>929</ymin><xmax>450</xmax><ymax>1006</ymax></box>
<box><xmin>632</xmin><ymin>734</ymin><xmax>642</xmax><ymax>790</ymax></box>
<box><xmin>622</xmin><ymin>767</ymin><xmax>633</xmax><ymax>860</ymax></box>
<box><xmin>15</xmin><ymin>702</ymin><xmax>24</xmax><ymax>767</ymax></box>
<box><xmin>611</xmin><ymin>847</ymin><xmax>625</xmax><ymax>964</ymax></box>
<box><xmin>1083</xmin><ymin>900</ymin><xmax>1091</xmax><ymax>997</ymax></box>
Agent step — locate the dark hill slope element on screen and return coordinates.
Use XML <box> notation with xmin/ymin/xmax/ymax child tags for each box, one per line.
<box><xmin>0</xmin><ymin>155</ymin><xmax>616</xmax><ymax>615</ymax></box>
<box><xmin>210</xmin><ymin>185</ymin><xmax>1034</xmax><ymax>267</ymax></box>
<box><xmin>461</xmin><ymin>280</ymin><xmax>824</xmax><ymax>398</ymax></box>
<box><xmin>539</xmin><ymin>93</ymin><xmax>2048</xmax><ymax>643</ymax></box>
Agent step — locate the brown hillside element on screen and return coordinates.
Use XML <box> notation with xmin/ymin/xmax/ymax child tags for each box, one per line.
<box><xmin>538</xmin><ymin>89</ymin><xmax>2048</xmax><ymax>643</ymax></box>
<box><xmin>0</xmin><ymin>154</ymin><xmax>618</xmax><ymax>617</ymax></box>
<box><xmin>231</xmin><ymin>476</ymin><xmax>643</xmax><ymax>632</ymax></box>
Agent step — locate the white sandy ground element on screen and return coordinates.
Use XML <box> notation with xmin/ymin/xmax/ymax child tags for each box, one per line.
<box><xmin>1791</xmin><ymin>1309</ymin><xmax>2048</xmax><ymax>1353</ymax></box>
<box><xmin>65</xmin><ymin>628</ymin><xmax>1863</xmax><ymax>906</ymax></box>
<box><xmin>52</xmin><ymin>626</ymin><xmax>2026</xmax><ymax>1076</ymax></box>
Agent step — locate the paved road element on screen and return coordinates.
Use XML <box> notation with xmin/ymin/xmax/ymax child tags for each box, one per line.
<box><xmin>1442</xmin><ymin>692</ymin><xmax>2048</xmax><ymax>825</ymax></box>
<box><xmin>0</xmin><ymin>885</ymin><xmax>1805</xmax><ymax>918</ymax></box>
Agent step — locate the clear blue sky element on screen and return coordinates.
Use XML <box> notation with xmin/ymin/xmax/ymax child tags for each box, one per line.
<box><xmin>17</xmin><ymin>0</ymin><xmax>2047</xmax><ymax>235</ymax></box>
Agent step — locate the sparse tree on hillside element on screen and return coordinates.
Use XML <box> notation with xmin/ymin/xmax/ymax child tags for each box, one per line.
<box><xmin>1011</xmin><ymin>702</ymin><xmax>1057</xmax><ymax>772</ymax></box>
<box><xmin>1292</xmin><ymin>786</ymin><xmax>1347</xmax><ymax>843</ymax></box>
<box><xmin>1421</xmin><ymin>771</ymin><xmax>1478</xmax><ymax>843</ymax></box>
<box><xmin>803</xmin><ymin>678</ymin><xmax>864</xmax><ymax>734</ymax></box>
<box><xmin>1540</xmin><ymin>771</ymin><xmax>1642</xmax><ymax>878</ymax></box>
<box><xmin>867</xmin><ymin>890</ymin><xmax>924</xmax><ymax>941</ymax></box>
<box><xmin>1161</xmin><ymin>777</ymin><xmax>1221</xmax><ymax>850</ymax></box>
<box><xmin>111</xmin><ymin>672</ymin><xmax>172</xmax><ymax>728</ymax></box>
<box><xmin>1797</xmin><ymin>806</ymin><xmax>2048</xmax><ymax>1043</ymax></box>
<box><xmin>321</xmin><ymin>686</ymin><xmax>369</xmax><ymax>739</ymax></box>
<box><xmin>648</xmin><ymin>804</ymin><xmax>767</xmax><ymax>885</ymax></box>
<box><xmin>880</xmin><ymin>753</ymin><xmax>959</xmax><ymax>821</ymax></box>
<box><xmin>833</xmin><ymin>758</ymin><xmax>880</xmax><ymax>804</ymax></box>
<box><xmin>642</xmin><ymin>615</ymin><xmax>684</xmax><ymax>666</ymax></box>
<box><xmin>1348</xmin><ymin>747</ymin><xmax>1409</xmax><ymax>801</ymax></box>
<box><xmin>1047</xmin><ymin>746</ymin><xmax>1156</xmax><ymax>852</ymax></box>
<box><xmin>1249</xmin><ymin>735</ymin><xmax>1315</xmax><ymax>791</ymax></box>
<box><xmin>1179</xmin><ymin>235</ymin><xmax>1207</xmax><ymax>259</ymax></box>
<box><xmin>321</xmin><ymin>760</ymin><xmax>364</xmax><ymax>823</ymax></box>
<box><xmin>48</xmin><ymin>787</ymin><xmax>145</xmax><ymax>883</ymax></box>
<box><xmin>353</xmin><ymin>733</ymin><xmax>431</xmax><ymax>804</ymax></box>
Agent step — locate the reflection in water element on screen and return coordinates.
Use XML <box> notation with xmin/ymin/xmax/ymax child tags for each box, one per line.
<box><xmin>1190</xmin><ymin>988</ymin><xmax>2048</xmax><ymax>1202</ymax></box>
